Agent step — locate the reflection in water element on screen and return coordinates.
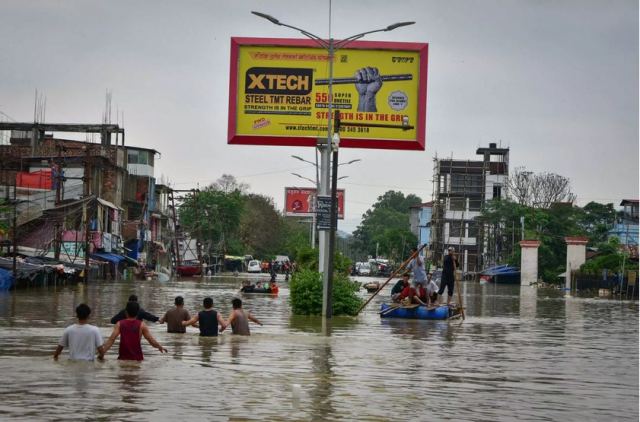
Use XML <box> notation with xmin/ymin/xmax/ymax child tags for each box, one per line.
<box><xmin>197</xmin><ymin>336</ymin><xmax>221</xmax><ymax>364</ymax></box>
<box><xmin>117</xmin><ymin>361</ymin><xmax>144</xmax><ymax>405</ymax></box>
<box><xmin>0</xmin><ymin>291</ymin><xmax>13</xmax><ymax>321</ymax></box>
<box><xmin>67</xmin><ymin>360</ymin><xmax>97</xmax><ymax>397</ymax></box>
<box><xmin>229</xmin><ymin>336</ymin><xmax>248</xmax><ymax>360</ymax></box>
<box><xmin>0</xmin><ymin>278</ymin><xmax>637</xmax><ymax>420</ymax></box>
<box><xmin>309</xmin><ymin>337</ymin><xmax>334</xmax><ymax>420</ymax></box>
<box><xmin>520</xmin><ymin>285</ymin><xmax>538</xmax><ymax>319</ymax></box>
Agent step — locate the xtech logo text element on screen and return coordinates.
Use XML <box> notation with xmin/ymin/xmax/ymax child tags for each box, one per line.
<box><xmin>245</xmin><ymin>67</ymin><xmax>313</xmax><ymax>95</ymax></box>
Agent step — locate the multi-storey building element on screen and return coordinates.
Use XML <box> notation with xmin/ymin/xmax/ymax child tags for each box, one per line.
<box><xmin>609</xmin><ymin>199</ymin><xmax>639</xmax><ymax>257</ymax></box>
<box><xmin>430</xmin><ymin>143</ymin><xmax>509</xmax><ymax>272</ymax></box>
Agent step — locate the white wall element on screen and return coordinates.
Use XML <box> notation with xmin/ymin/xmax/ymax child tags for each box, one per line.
<box><xmin>565</xmin><ymin>243</ymin><xmax>587</xmax><ymax>289</ymax></box>
<box><xmin>521</xmin><ymin>246</ymin><xmax>539</xmax><ymax>286</ymax></box>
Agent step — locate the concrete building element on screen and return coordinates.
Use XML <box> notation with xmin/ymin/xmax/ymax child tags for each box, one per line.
<box><xmin>609</xmin><ymin>199</ymin><xmax>639</xmax><ymax>251</ymax></box>
<box><xmin>0</xmin><ymin>122</ymin><xmax>174</xmax><ymax>275</ymax></box>
<box><xmin>430</xmin><ymin>143</ymin><xmax>509</xmax><ymax>272</ymax></box>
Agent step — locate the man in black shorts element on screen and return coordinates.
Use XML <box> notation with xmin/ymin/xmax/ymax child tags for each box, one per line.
<box><xmin>438</xmin><ymin>247</ymin><xmax>457</xmax><ymax>305</ymax></box>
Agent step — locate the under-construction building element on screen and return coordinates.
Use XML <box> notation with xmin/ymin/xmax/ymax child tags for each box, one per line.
<box><xmin>430</xmin><ymin>143</ymin><xmax>509</xmax><ymax>273</ymax></box>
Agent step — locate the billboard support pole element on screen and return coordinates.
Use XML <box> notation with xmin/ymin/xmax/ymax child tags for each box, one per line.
<box><xmin>311</xmin><ymin>200</ymin><xmax>316</xmax><ymax>248</ymax></box>
<box><xmin>323</xmin><ymin>111</ymin><xmax>341</xmax><ymax>319</ymax></box>
<box><xmin>318</xmin><ymin>37</ymin><xmax>333</xmax><ymax>277</ymax></box>
<box><xmin>319</xmin><ymin>38</ymin><xmax>334</xmax><ymax>316</ymax></box>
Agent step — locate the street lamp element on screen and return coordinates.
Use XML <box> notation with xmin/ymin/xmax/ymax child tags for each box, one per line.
<box><xmin>253</xmin><ymin>11</ymin><xmax>415</xmax><ymax>318</ymax></box>
<box><xmin>291</xmin><ymin>172</ymin><xmax>316</xmax><ymax>186</ymax></box>
<box><xmin>339</xmin><ymin>159</ymin><xmax>362</xmax><ymax>166</ymax></box>
<box><xmin>291</xmin><ymin>154</ymin><xmax>320</xmax><ymax>191</ymax></box>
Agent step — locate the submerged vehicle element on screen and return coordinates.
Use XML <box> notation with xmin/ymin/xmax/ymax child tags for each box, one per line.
<box><xmin>479</xmin><ymin>265</ymin><xmax>521</xmax><ymax>284</ymax></box>
<box><xmin>176</xmin><ymin>260</ymin><xmax>202</xmax><ymax>277</ymax></box>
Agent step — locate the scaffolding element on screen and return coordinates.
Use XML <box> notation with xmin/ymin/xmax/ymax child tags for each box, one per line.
<box><xmin>430</xmin><ymin>144</ymin><xmax>509</xmax><ymax>273</ymax></box>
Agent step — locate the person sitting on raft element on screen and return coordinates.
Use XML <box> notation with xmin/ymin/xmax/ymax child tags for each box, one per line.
<box><xmin>415</xmin><ymin>283</ymin><xmax>429</xmax><ymax>305</ymax></box>
<box><xmin>241</xmin><ymin>280</ymin><xmax>255</xmax><ymax>293</ymax></box>
<box><xmin>425</xmin><ymin>273</ymin><xmax>439</xmax><ymax>306</ymax></box>
<box><xmin>399</xmin><ymin>283</ymin><xmax>426</xmax><ymax>306</ymax></box>
<box><xmin>391</xmin><ymin>274</ymin><xmax>410</xmax><ymax>302</ymax></box>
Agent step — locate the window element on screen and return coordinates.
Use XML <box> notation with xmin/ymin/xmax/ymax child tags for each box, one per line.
<box><xmin>468</xmin><ymin>223</ymin><xmax>478</xmax><ymax>238</ymax></box>
<box><xmin>128</xmin><ymin>150</ymin><xmax>149</xmax><ymax>165</ymax></box>
<box><xmin>450</xmin><ymin>198</ymin><xmax>465</xmax><ymax>211</ymax></box>
<box><xmin>469</xmin><ymin>199</ymin><xmax>482</xmax><ymax>211</ymax></box>
<box><xmin>449</xmin><ymin>221</ymin><xmax>464</xmax><ymax>237</ymax></box>
<box><xmin>451</xmin><ymin>174</ymin><xmax>483</xmax><ymax>193</ymax></box>
<box><xmin>493</xmin><ymin>185</ymin><xmax>502</xmax><ymax>199</ymax></box>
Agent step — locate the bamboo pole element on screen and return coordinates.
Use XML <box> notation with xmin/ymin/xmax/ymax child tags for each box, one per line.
<box><xmin>454</xmin><ymin>257</ymin><xmax>465</xmax><ymax>320</ymax></box>
<box><xmin>355</xmin><ymin>243</ymin><xmax>427</xmax><ymax>315</ymax></box>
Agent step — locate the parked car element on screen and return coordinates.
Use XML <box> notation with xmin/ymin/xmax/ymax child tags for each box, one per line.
<box><xmin>356</xmin><ymin>262</ymin><xmax>372</xmax><ymax>276</ymax></box>
<box><xmin>247</xmin><ymin>260</ymin><xmax>261</xmax><ymax>273</ymax></box>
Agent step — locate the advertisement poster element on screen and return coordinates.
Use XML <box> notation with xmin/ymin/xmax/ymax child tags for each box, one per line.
<box><xmin>229</xmin><ymin>37</ymin><xmax>428</xmax><ymax>150</ymax></box>
<box><xmin>284</xmin><ymin>187</ymin><xmax>344</xmax><ymax>219</ymax></box>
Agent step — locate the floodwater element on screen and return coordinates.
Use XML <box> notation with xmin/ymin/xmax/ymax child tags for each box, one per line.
<box><xmin>0</xmin><ymin>276</ymin><xmax>637</xmax><ymax>421</ymax></box>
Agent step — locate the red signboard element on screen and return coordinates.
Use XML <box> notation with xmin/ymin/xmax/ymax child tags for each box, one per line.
<box><xmin>16</xmin><ymin>169</ymin><xmax>53</xmax><ymax>190</ymax></box>
<box><xmin>285</xmin><ymin>187</ymin><xmax>344</xmax><ymax>219</ymax></box>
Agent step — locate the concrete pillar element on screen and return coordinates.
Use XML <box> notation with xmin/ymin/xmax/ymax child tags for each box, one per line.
<box><xmin>519</xmin><ymin>240</ymin><xmax>541</xmax><ymax>286</ymax></box>
<box><xmin>564</xmin><ymin>237</ymin><xmax>588</xmax><ymax>291</ymax></box>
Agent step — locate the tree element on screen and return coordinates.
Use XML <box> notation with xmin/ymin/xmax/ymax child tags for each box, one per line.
<box><xmin>353</xmin><ymin>190</ymin><xmax>421</xmax><ymax>261</ymax></box>
<box><xmin>279</xmin><ymin>218</ymin><xmax>312</xmax><ymax>260</ymax></box>
<box><xmin>211</xmin><ymin>174</ymin><xmax>248</xmax><ymax>194</ymax></box>
<box><xmin>577</xmin><ymin>202</ymin><xmax>617</xmax><ymax>245</ymax></box>
<box><xmin>238</xmin><ymin>194</ymin><xmax>283</xmax><ymax>257</ymax></box>
<box><xmin>179</xmin><ymin>187</ymin><xmax>244</xmax><ymax>254</ymax></box>
<box><xmin>507</xmin><ymin>166</ymin><xmax>576</xmax><ymax>208</ymax></box>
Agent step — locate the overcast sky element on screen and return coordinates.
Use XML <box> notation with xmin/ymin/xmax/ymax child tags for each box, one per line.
<box><xmin>1</xmin><ymin>0</ymin><xmax>638</xmax><ymax>233</ymax></box>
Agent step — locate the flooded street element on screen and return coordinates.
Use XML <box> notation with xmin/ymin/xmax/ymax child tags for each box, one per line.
<box><xmin>0</xmin><ymin>276</ymin><xmax>637</xmax><ymax>421</ymax></box>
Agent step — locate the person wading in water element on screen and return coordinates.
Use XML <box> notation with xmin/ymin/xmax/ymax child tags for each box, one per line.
<box><xmin>220</xmin><ymin>298</ymin><xmax>262</xmax><ymax>336</ymax></box>
<box><xmin>182</xmin><ymin>297</ymin><xmax>227</xmax><ymax>337</ymax></box>
<box><xmin>102</xmin><ymin>301</ymin><xmax>167</xmax><ymax>360</ymax></box>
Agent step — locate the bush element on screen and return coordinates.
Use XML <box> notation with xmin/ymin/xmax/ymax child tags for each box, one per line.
<box><xmin>290</xmin><ymin>269</ymin><xmax>363</xmax><ymax>316</ymax></box>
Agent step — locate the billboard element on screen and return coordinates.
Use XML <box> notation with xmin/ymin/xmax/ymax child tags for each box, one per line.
<box><xmin>284</xmin><ymin>187</ymin><xmax>344</xmax><ymax>219</ymax></box>
<box><xmin>228</xmin><ymin>37</ymin><xmax>428</xmax><ymax>150</ymax></box>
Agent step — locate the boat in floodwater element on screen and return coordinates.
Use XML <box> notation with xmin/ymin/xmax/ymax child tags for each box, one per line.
<box><xmin>380</xmin><ymin>303</ymin><xmax>462</xmax><ymax>320</ymax></box>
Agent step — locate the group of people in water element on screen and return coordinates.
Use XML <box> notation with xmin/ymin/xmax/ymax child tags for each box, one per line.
<box><xmin>390</xmin><ymin>246</ymin><xmax>458</xmax><ymax>307</ymax></box>
<box><xmin>53</xmin><ymin>293</ymin><xmax>262</xmax><ymax>362</ymax></box>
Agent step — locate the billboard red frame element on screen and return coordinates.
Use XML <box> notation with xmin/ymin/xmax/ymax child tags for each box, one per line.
<box><xmin>228</xmin><ymin>37</ymin><xmax>428</xmax><ymax>151</ymax></box>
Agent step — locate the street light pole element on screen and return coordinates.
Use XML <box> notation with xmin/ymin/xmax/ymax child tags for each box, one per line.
<box><xmin>253</xmin><ymin>11</ymin><xmax>414</xmax><ymax>318</ymax></box>
<box><xmin>292</xmin><ymin>156</ymin><xmax>357</xmax><ymax>251</ymax></box>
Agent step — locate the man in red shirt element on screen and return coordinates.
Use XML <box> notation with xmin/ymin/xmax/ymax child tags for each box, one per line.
<box><xmin>103</xmin><ymin>301</ymin><xmax>167</xmax><ymax>361</ymax></box>
<box><xmin>399</xmin><ymin>284</ymin><xmax>426</xmax><ymax>306</ymax></box>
